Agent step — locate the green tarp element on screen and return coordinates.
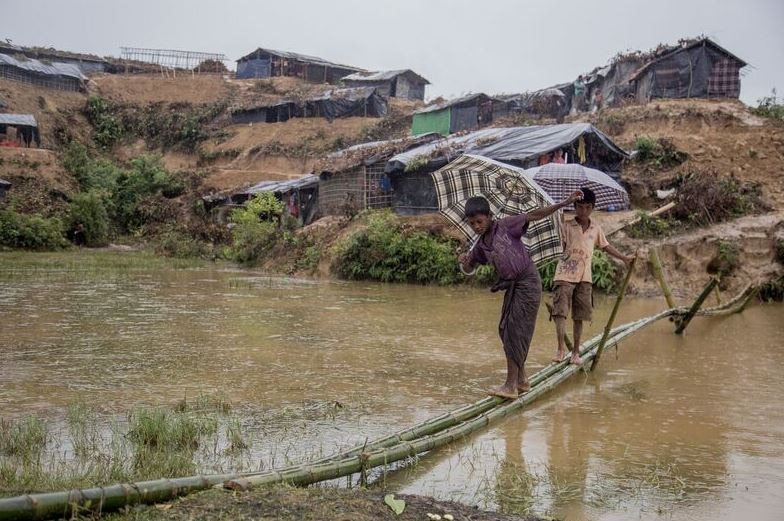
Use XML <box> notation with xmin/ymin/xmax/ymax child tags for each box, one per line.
<box><xmin>411</xmin><ymin>109</ymin><xmax>451</xmax><ymax>136</ymax></box>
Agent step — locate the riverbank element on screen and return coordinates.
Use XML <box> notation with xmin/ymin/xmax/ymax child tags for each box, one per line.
<box><xmin>100</xmin><ymin>485</ymin><xmax>544</xmax><ymax>521</ymax></box>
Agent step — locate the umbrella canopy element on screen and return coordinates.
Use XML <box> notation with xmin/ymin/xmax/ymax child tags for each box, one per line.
<box><xmin>528</xmin><ymin>163</ymin><xmax>630</xmax><ymax>211</ymax></box>
<box><xmin>430</xmin><ymin>154</ymin><xmax>562</xmax><ymax>267</ymax></box>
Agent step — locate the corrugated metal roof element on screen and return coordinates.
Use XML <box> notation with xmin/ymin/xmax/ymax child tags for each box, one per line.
<box><xmin>236</xmin><ymin>47</ymin><xmax>363</xmax><ymax>72</ymax></box>
<box><xmin>0</xmin><ymin>53</ymin><xmax>86</xmax><ymax>81</ymax></box>
<box><xmin>342</xmin><ymin>69</ymin><xmax>430</xmax><ymax>85</ymax></box>
<box><xmin>0</xmin><ymin>114</ymin><xmax>37</xmax><ymax>127</ymax></box>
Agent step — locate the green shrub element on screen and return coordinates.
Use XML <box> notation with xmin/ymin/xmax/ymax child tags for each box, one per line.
<box><xmin>152</xmin><ymin>223</ymin><xmax>213</xmax><ymax>258</ymax></box>
<box><xmin>634</xmin><ymin>135</ymin><xmax>658</xmax><ymax>161</ymax></box>
<box><xmin>225</xmin><ymin>193</ymin><xmax>284</xmax><ymax>264</ymax></box>
<box><xmin>86</xmin><ymin>96</ymin><xmax>124</xmax><ymax>149</ymax></box>
<box><xmin>708</xmin><ymin>240</ymin><xmax>740</xmax><ymax>277</ymax></box>
<box><xmin>752</xmin><ymin>90</ymin><xmax>784</xmax><ymax>121</ymax></box>
<box><xmin>0</xmin><ymin>210</ymin><xmax>67</xmax><ymax>250</ymax></box>
<box><xmin>633</xmin><ymin>135</ymin><xmax>687</xmax><ymax>167</ymax></box>
<box><xmin>592</xmin><ymin>250</ymin><xmax>617</xmax><ymax>293</ymax></box>
<box><xmin>626</xmin><ymin>212</ymin><xmax>676</xmax><ymax>238</ymax></box>
<box><xmin>758</xmin><ymin>275</ymin><xmax>784</xmax><ymax>302</ymax></box>
<box><xmin>113</xmin><ymin>155</ymin><xmax>180</xmax><ymax>232</ymax></box>
<box><xmin>68</xmin><ymin>191</ymin><xmax>110</xmax><ymax>246</ymax></box>
<box><xmin>333</xmin><ymin>210</ymin><xmax>462</xmax><ymax>285</ymax></box>
<box><xmin>537</xmin><ymin>260</ymin><xmax>558</xmax><ymax>291</ymax></box>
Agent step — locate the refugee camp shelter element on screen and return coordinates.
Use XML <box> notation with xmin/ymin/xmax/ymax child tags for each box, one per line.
<box><xmin>341</xmin><ymin>70</ymin><xmax>430</xmax><ymax>101</ymax></box>
<box><xmin>629</xmin><ymin>38</ymin><xmax>747</xmax><ymax>101</ymax></box>
<box><xmin>411</xmin><ymin>93</ymin><xmax>494</xmax><ymax>136</ymax></box>
<box><xmin>0</xmin><ymin>42</ymin><xmax>108</xmax><ymax>75</ymax></box>
<box><xmin>316</xmin><ymin>133</ymin><xmax>442</xmax><ymax>217</ymax></box>
<box><xmin>0</xmin><ymin>114</ymin><xmax>40</xmax><ymax>148</ymax></box>
<box><xmin>0</xmin><ymin>54</ymin><xmax>86</xmax><ymax>91</ymax></box>
<box><xmin>206</xmin><ymin>175</ymin><xmax>320</xmax><ymax>225</ymax></box>
<box><xmin>0</xmin><ymin>178</ymin><xmax>10</xmax><ymax>199</ymax></box>
<box><xmin>235</xmin><ymin>47</ymin><xmax>363</xmax><ymax>83</ymax></box>
<box><xmin>385</xmin><ymin>123</ymin><xmax>629</xmax><ymax>215</ymax></box>
<box><xmin>230</xmin><ymin>87</ymin><xmax>387</xmax><ymax>124</ymax></box>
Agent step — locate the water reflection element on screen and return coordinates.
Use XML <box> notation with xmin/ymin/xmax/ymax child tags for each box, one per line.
<box><xmin>1</xmin><ymin>252</ymin><xmax>783</xmax><ymax>520</ymax></box>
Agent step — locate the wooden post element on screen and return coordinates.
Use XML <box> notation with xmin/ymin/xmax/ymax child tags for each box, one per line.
<box><xmin>674</xmin><ymin>277</ymin><xmax>719</xmax><ymax>334</ymax></box>
<box><xmin>648</xmin><ymin>247</ymin><xmax>675</xmax><ymax>308</ymax></box>
<box><xmin>591</xmin><ymin>256</ymin><xmax>637</xmax><ymax>371</ymax></box>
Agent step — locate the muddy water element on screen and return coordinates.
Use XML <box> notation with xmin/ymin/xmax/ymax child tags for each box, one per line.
<box><xmin>1</xmin><ymin>251</ymin><xmax>782</xmax><ymax>520</ymax></box>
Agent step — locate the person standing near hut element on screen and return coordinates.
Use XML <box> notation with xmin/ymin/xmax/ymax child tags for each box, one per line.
<box><xmin>551</xmin><ymin>187</ymin><xmax>634</xmax><ymax>365</ymax></box>
<box><xmin>458</xmin><ymin>190</ymin><xmax>584</xmax><ymax>400</ymax></box>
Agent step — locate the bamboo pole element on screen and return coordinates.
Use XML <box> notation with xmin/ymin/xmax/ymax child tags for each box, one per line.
<box><xmin>648</xmin><ymin>247</ymin><xmax>675</xmax><ymax>309</ymax></box>
<box><xmin>227</xmin><ymin>312</ymin><xmax>676</xmax><ymax>491</ymax></box>
<box><xmin>0</xmin><ymin>474</ymin><xmax>239</xmax><ymax>521</ymax></box>
<box><xmin>674</xmin><ymin>277</ymin><xmax>719</xmax><ymax>334</ymax></box>
<box><xmin>591</xmin><ymin>256</ymin><xmax>637</xmax><ymax>371</ymax></box>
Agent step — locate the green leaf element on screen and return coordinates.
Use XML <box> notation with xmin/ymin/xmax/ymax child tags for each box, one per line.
<box><xmin>384</xmin><ymin>494</ymin><xmax>406</xmax><ymax>515</ymax></box>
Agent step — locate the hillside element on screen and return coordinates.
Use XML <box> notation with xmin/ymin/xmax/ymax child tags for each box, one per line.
<box><xmin>0</xmin><ymin>73</ymin><xmax>782</xmax><ymax>297</ymax></box>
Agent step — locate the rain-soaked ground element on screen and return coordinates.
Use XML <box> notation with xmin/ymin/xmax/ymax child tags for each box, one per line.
<box><xmin>1</xmin><ymin>251</ymin><xmax>782</xmax><ymax>520</ymax></box>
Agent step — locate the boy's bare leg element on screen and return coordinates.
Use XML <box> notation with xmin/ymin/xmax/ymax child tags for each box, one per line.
<box><xmin>517</xmin><ymin>364</ymin><xmax>530</xmax><ymax>393</ymax></box>
<box><xmin>570</xmin><ymin>320</ymin><xmax>584</xmax><ymax>364</ymax></box>
<box><xmin>490</xmin><ymin>357</ymin><xmax>519</xmax><ymax>399</ymax></box>
<box><xmin>553</xmin><ymin>316</ymin><xmax>568</xmax><ymax>362</ymax></box>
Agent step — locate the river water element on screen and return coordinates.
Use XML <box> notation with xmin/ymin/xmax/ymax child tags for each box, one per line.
<box><xmin>1</xmin><ymin>251</ymin><xmax>782</xmax><ymax>520</ymax></box>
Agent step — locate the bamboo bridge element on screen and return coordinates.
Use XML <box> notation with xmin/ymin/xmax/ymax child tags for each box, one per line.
<box><xmin>0</xmin><ymin>251</ymin><xmax>760</xmax><ymax>521</ymax></box>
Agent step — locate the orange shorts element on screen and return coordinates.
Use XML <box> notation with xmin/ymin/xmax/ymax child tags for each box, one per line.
<box><xmin>552</xmin><ymin>281</ymin><xmax>593</xmax><ymax>322</ymax></box>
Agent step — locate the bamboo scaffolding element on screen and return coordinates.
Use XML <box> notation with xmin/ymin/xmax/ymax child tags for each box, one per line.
<box><xmin>0</xmin><ymin>287</ymin><xmax>757</xmax><ymax>521</ymax></box>
<box><xmin>591</xmin><ymin>256</ymin><xmax>637</xmax><ymax>371</ymax></box>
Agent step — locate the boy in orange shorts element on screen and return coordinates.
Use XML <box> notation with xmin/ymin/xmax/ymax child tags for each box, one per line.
<box><xmin>552</xmin><ymin>187</ymin><xmax>634</xmax><ymax>365</ymax></box>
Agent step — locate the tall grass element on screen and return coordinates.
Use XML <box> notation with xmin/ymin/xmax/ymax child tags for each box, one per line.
<box><xmin>0</xmin><ymin>395</ymin><xmax>250</xmax><ymax>495</ymax></box>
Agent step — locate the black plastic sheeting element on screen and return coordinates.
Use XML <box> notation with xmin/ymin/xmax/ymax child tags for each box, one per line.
<box><xmin>231</xmin><ymin>87</ymin><xmax>387</xmax><ymax>123</ymax></box>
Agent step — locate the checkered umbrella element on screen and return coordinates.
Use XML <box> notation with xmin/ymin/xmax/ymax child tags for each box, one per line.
<box><xmin>430</xmin><ymin>154</ymin><xmax>563</xmax><ymax>267</ymax></box>
<box><xmin>528</xmin><ymin>163</ymin><xmax>629</xmax><ymax>211</ymax></box>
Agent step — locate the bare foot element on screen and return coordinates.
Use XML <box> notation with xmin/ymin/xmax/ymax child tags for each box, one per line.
<box><xmin>488</xmin><ymin>385</ymin><xmax>518</xmax><ymax>400</ymax></box>
<box><xmin>517</xmin><ymin>382</ymin><xmax>531</xmax><ymax>394</ymax></box>
<box><xmin>552</xmin><ymin>350</ymin><xmax>567</xmax><ymax>363</ymax></box>
<box><xmin>569</xmin><ymin>353</ymin><xmax>583</xmax><ymax>365</ymax></box>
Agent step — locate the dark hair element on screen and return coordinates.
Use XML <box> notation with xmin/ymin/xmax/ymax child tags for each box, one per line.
<box><xmin>578</xmin><ymin>187</ymin><xmax>596</xmax><ymax>206</ymax></box>
<box><xmin>464</xmin><ymin>196</ymin><xmax>491</xmax><ymax>217</ymax></box>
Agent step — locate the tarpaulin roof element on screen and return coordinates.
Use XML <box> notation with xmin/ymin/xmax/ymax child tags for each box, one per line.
<box><xmin>0</xmin><ymin>114</ymin><xmax>37</xmax><ymax>127</ymax></box>
<box><xmin>629</xmin><ymin>38</ymin><xmax>747</xmax><ymax>82</ymax></box>
<box><xmin>0</xmin><ymin>53</ymin><xmax>86</xmax><ymax>81</ymax></box>
<box><xmin>0</xmin><ymin>178</ymin><xmax>10</xmax><ymax>188</ymax></box>
<box><xmin>342</xmin><ymin>69</ymin><xmax>430</xmax><ymax>84</ymax></box>
<box><xmin>386</xmin><ymin>123</ymin><xmax>629</xmax><ymax>172</ymax></box>
<box><xmin>236</xmin><ymin>47</ymin><xmax>363</xmax><ymax>72</ymax></box>
<box><xmin>236</xmin><ymin>175</ymin><xmax>319</xmax><ymax>197</ymax></box>
<box><xmin>415</xmin><ymin>93</ymin><xmax>492</xmax><ymax>114</ymax></box>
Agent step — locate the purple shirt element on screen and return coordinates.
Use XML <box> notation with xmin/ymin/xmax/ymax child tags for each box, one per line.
<box><xmin>468</xmin><ymin>214</ymin><xmax>533</xmax><ymax>280</ymax></box>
